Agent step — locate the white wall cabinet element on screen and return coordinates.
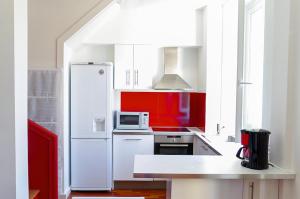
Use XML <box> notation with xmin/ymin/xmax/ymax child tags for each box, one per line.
<box><xmin>114</xmin><ymin>44</ymin><xmax>156</xmax><ymax>90</ymax></box>
<box><xmin>113</xmin><ymin>134</ymin><xmax>154</xmax><ymax>181</ymax></box>
<box><xmin>114</xmin><ymin>45</ymin><xmax>134</xmax><ymax>89</ymax></box>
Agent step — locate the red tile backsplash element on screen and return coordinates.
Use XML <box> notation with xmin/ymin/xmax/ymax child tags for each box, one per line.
<box><xmin>121</xmin><ymin>92</ymin><xmax>206</xmax><ymax>130</ymax></box>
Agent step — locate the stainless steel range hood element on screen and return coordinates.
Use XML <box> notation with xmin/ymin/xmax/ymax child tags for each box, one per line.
<box><xmin>153</xmin><ymin>47</ymin><xmax>193</xmax><ymax>90</ymax></box>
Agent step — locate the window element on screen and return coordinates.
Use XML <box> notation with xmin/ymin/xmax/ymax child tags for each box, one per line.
<box><xmin>238</xmin><ymin>0</ymin><xmax>265</xmax><ymax>130</ymax></box>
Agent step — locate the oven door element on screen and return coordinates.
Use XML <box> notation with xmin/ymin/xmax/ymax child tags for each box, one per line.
<box><xmin>154</xmin><ymin>143</ymin><xmax>193</xmax><ymax>155</ymax></box>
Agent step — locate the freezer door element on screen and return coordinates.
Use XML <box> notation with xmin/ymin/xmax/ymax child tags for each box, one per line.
<box><xmin>71</xmin><ymin>139</ymin><xmax>112</xmax><ymax>190</ymax></box>
<box><xmin>71</xmin><ymin>64</ymin><xmax>112</xmax><ymax>139</ymax></box>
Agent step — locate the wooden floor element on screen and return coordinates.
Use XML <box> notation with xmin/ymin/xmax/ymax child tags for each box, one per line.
<box><xmin>69</xmin><ymin>189</ymin><xmax>166</xmax><ymax>199</ymax></box>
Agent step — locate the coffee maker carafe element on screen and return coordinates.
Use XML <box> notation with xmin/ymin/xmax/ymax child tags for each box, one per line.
<box><xmin>236</xmin><ymin>129</ymin><xmax>271</xmax><ymax>170</ymax></box>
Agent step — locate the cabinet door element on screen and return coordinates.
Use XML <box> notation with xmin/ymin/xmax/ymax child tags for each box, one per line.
<box><xmin>133</xmin><ymin>45</ymin><xmax>156</xmax><ymax>89</ymax></box>
<box><xmin>114</xmin><ymin>45</ymin><xmax>134</xmax><ymax>89</ymax></box>
<box><xmin>171</xmin><ymin>179</ymin><xmax>243</xmax><ymax>199</ymax></box>
<box><xmin>193</xmin><ymin>136</ymin><xmax>220</xmax><ymax>155</ymax></box>
<box><xmin>243</xmin><ymin>180</ymin><xmax>279</xmax><ymax>199</ymax></box>
<box><xmin>113</xmin><ymin>134</ymin><xmax>154</xmax><ymax>181</ymax></box>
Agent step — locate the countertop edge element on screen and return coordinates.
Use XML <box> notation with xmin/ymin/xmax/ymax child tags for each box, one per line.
<box><xmin>133</xmin><ymin>172</ymin><xmax>296</xmax><ymax>180</ymax></box>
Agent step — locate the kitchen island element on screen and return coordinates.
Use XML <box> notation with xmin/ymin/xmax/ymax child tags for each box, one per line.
<box><xmin>133</xmin><ymin>134</ymin><xmax>295</xmax><ymax>199</ymax></box>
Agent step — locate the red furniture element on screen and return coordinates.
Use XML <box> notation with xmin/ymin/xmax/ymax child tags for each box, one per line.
<box><xmin>121</xmin><ymin>92</ymin><xmax>206</xmax><ymax>131</ymax></box>
<box><xmin>28</xmin><ymin>120</ymin><xmax>58</xmax><ymax>199</ymax></box>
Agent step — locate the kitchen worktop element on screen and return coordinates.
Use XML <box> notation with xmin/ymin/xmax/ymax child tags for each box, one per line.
<box><xmin>133</xmin><ymin>130</ymin><xmax>296</xmax><ymax>180</ymax></box>
<box><xmin>133</xmin><ymin>155</ymin><xmax>295</xmax><ymax>179</ymax></box>
<box><xmin>113</xmin><ymin>127</ymin><xmax>202</xmax><ymax>136</ymax></box>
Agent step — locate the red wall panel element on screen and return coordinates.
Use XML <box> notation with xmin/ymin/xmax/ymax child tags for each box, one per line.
<box><xmin>121</xmin><ymin>92</ymin><xmax>206</xmax><ymax>130</ymax></box>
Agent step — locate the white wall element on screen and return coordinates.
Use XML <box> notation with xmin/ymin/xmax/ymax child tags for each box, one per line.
<box><xmin>61</xmin><ymin>45</ymin><xmax>72</xmax><ymax>197</ymax></box>
<box><xmin>70</xmin><ymin>44</ymin><xmax>114</xmax><ymax>63</ymax></box>
<box><xmin>219</xmin><ymin>0</ymin><xmax>238</xmax><ymax>136</ymax></box>
<box><xmin>262</xmin><ymin>0</ymin><xmax>300</xmax><ymax>198</ymax></box>
<box><xmin>285</xmin><ymin>0</ymin><xmax>300</xmax><ymax>197</ymax></box>
<box><xmin>263</xmin><ymin>0</ymin><xmax>291</xmax><ymax>168</ymax></box>
<box><xmin>204</xmin><ymin>3</ymin><xmax>223</xmax><ymax>134</ymax></box>
<box><xmin>28</xmin><ymin>0</ymin><xmax>110</xmax><ymax>68</ymax></box>
<box><xmin>84</xmin><ymin>0</ymin><xmax>207</xmax><ymax>46</ymax></box>
<box><xmin>197</xmin><ymin>8</ymin><xmax>207</xmax><ymax>91</ymax></box>
<box><xmin>0</xmin><ymin>0</ymin><xmax>28</xmax><ymax>197</ymax></box>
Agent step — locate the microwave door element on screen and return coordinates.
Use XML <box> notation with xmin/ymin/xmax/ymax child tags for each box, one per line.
<box><xmin>118</xmin><ymin>114</ymin><xmax>140</xmax><ymax>129</ymax></box>
<box><xmin>120</xmin><ymin>115</ymin><xmax>140</xmax><ymax>125</ymax></box>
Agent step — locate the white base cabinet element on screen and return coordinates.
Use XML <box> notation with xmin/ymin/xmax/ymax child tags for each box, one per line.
<box><xmin>243</xmin><ymin>179</ymin><xmax>279</xmax><ymax>199</ymax></box>
<box><xmin>168</xmin><ymin>179</ymin><xmax>243</xmax><ymax>199</ymax></box>
<box><xmin>113</xmin><ymin>134</ymin><xmax>154</xmax><ymax>181</ymax></box>
<box><xmin>167</xmin><ymin>179</ymin><xmax>279</xmax><ymax>199</ymax></box>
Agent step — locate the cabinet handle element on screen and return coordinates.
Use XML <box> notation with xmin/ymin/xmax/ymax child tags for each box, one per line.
<box><xmin>128</xmin><ymin>70</ymin><xmax>131</xmax><ymax>86</ymax></box>
<box><xmin>160</xmin><ymin>144</ymin><xmax>189</xmax><ymax>147</ymax></box>
<box><xmin>127</xmin><ymin>70</ymin><xmax>129</xmax><ymax>86</ymax></box>
<box><xmin>249</xmin><ymin>182</ymin><xmax>254</xmax><ymax>199</ymax></box>
<box><xmin>137</xmin><ymin>69</ymin><xmax>139</xmax><ymax>85</ymax></box>
<box><xmin>133</xmin><ymin>70</ymin><xmax>136</xmax><ymax>86</ymax></box>
<box><xmin>123</xmin><ymin>138</ymin><xmax>143</xmax><ymax>141</ymax></box>
<box><xmin>125</xmin><ymin>70</ymin><xmax>128</xmax><ymax>86</ymax></box>
<box><xmin>126</xmin><ymin>70</ymin><xmax>131</xmax><ymax>86</ymax></box>
<box><xmin>133</xmin><ymin>70</ymin><xmax>138</xmax><ymax>86</ymax></box>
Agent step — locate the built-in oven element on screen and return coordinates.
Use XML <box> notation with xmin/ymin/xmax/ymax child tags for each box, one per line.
<box><xmin>154</xmin><ymin>135</ymin><xmax>193</xmax><ymax>155</ymax></box>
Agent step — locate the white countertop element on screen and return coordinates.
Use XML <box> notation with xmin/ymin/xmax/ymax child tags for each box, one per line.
<box><xmin>133</xmin><ymin>155</ymin><xmax>295</xmax><ymax>179</ymax></box>
<box><xmin>113</xmin><ymin>128</ymin><xmax>153</xmax><ymax>134</ymax></box>
<box><xmin>133</xmin><ymin>129</ymin><xmax>296</xmax><ymax>180</ymax></box>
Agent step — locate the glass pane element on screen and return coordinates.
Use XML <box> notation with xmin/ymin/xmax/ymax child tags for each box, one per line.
<box><xmin>242</xmin><ymin>2</ymin><xmax>265</xmax><ymax>129</ymax></box>
<box><xmin>120</xmin><ymin>115</ymin><xmax>139</xmax><ymax>125</ymax></box>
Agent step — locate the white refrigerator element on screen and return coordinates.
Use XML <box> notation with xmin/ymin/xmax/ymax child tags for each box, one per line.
<box><xmin>70</xmin><ymin>63</ymin><xmax>113</xmax><ymax>191</ymax></box>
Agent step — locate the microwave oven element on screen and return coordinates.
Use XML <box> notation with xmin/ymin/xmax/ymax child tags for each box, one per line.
<box><xmin>116</xmin><ymin>112</ymin><xmax>149</xmax><ymax>130</ymax></box>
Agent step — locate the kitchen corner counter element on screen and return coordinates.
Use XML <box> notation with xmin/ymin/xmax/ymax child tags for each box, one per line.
<box><xmin>132</xmin><ymin>130</ymin><xmax>295</xmax><ymax>199</ymax></box>
<box><xmin>133</xmin><ymin>154</ymin><xmax>295</xmax><ymax>180</ymax></box>
<box><xmin>133</xmin><ymin>132</ymin><xmax>295</xmax><ymax>180</ymax></box>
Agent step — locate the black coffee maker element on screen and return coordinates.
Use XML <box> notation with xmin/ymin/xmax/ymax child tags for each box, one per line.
<box><xmin>236</xmin><ymin>129</ymin><xmax>271</xmax><ymax>170</ymax></box>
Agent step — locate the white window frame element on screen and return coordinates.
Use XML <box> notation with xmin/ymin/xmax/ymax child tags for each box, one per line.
<box><xmin>235</xmin><ymin>0</ymin><xmax>265</xmax><ymax>141</ymax></box>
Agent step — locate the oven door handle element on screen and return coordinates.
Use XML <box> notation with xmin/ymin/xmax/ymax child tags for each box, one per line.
<box><xmin>159</xmin><ymin>144</ymin><xmax>189</xmax><ymax>147</ymax></box>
